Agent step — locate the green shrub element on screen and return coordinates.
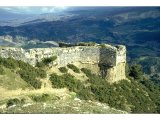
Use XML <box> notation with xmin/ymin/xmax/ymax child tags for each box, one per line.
<box><xmin>81</xmin><ymin>68</ymin><xmax>105</xmax><ymax>85</ymax></box>
<box><xmin>76</xmin><ymin>42</ymin><xmax>87</xmax><ymax>46</ymax></box>
<box><xmin>140</xmin><ymin>79</ymin><xmax>160</xmax><ymax>113</ymax></box>
<box><xmin>50</xmin><ymin>73</ymin><xmax>64</xmax><ymax>88</ymax></box>
<box><xmin>99</xmin><ymin>44</ymin><xmax>106</xmax><ymax>48</ymax></box>
<box><xmin>36</xmin><ymin>56</ymin><xmax>57</xmax><ymax>67</ymax></box>
<box><xmin>49</xmin><ymin>66</ymin><xmax>159</xmax><ymax>113</ymax></box>
<box><xmin>41</xmin><ymin>94</ymin><xmax>51</xmax><ymax>101</ymax></box>
<box><xmin>129</xmin><ymin>64</ymin><xmax>143</xmax><ymax>80</ymax></box>
<box><xmin>29</xmin><ymin>80</ymin><xmax>42</xmax><ymax>89</ymax></box>
<box><xmin>59</xmin><ymin>42</ymin><xmax>75</xmax><ymax>47</ymax></box>
<box><xmin>18</xmin><ymin>70</ymin><xmax>42</xmax><ymax>89</ymax></box>
<box><xmin>36</xmin><ymin>61</ymin><xmax>45</xmax><ymax>68</ymax></box>
<box><xmin>58</xmin><ymin>67</ymin><xmax>68</xmax><ymax>73</ymax></box>
<box><xmin>77</xmin><ymin>42</ymin><xmax>96</xmax><ymax>46</ymax></box>
<box><xmin>36</xmin><ymin>69</ymin><xmax>47</xmax><ymax>78</ymax></box>
<box><xmin>50</xmin><ymin>72</ymin><xmax>94</xmax><ymax>101</ymax></box>
<box><xmin>76</xmin><ymin>88</ymin><xmax>94</xmax><ymax>100</ymax></box>
<box><xmin>50</xmin><ymin>73</ymin><xmax>85</xmax><ymax>92</ymax></box>
<box><xmin>81</xmin><ymin>68</ymin><xmax>92</xmax><ymax>77</ymax></box>
<box><xmin>0</xmin><ymin>57</ymin><xmax>46</xmax><ymax>89</ymax></box>
<box><xmin>0</xmin><ymin>57</ymin><xmax>18</xmax><ymax>69</ymax></box>
<box><xmin>31</xmin><ymin>94</ymin><xmax>51</xmax><ymax>102</ymax></box>
<box><xmin>42</xmin><ymin>56</ymin><xmax>57</xmax><ymax>64</ymax></box>
<box><xmin>51</xmin><ymin>64</ymin><xmax>160</xmax><ymax>113</ymax></box>
<box><xmin>20</xmin><ymin>98</ymin><xmax>26</xmax><ymax>104</ymax></box>
<box><xmin>50</xmin><ymin>73</ymin><xmax>76</xmax><ymax>90</ymax></box>
<box><xmin>18</xmin><ymin>60</ymin><xmax>46</xmax><ymax>89</ymax></box>
<box><xmin>61</xmin><ymin>73</ymin><xmax>79</xmax><ymax>91</ymax></box>
<box><xmin>67</xmin><ymin>64</ymin><xmax>80</xmax><ymax>73</ymax></box>
<box><xmin>6</xmin><ymin>98</ymin><xmax>24</xmax><ymax>108</ymax></box>
<box><xmin>0</xmin><ymin>65</ymin><xmax>5</xmax><ymax>75</ymax></box>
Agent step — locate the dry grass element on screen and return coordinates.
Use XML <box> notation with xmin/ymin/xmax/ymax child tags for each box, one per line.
<box><xmin>0</xmin><ymin>89</ymin><xmax>127</xmax><ymax>114</ymax></box>
<box><xmin>0</xmin><ymin>68</ymin><xmax>32</xmax><ymax>90</ymax></box>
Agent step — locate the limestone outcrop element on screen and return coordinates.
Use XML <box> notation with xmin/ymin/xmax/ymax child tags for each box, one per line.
<box><xmin>0</xmin><ymin>44</ymin><xmax>126</xmax><ymax>82</ymax></box>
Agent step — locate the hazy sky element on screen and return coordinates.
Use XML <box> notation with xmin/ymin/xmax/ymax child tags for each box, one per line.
<box><xmin>0</xmin><ymin>6</ymin><xmax>69</xmax><ymax>14</ymax></box>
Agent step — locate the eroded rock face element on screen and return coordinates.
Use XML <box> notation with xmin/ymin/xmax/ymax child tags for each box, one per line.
<box><xmin>0</xmin><ymin>45</ymin><xmax>126</xmax><ymax>82</ymax></box>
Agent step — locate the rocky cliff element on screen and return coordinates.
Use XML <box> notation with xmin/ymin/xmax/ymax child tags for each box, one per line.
<box><xmin>0</xmin><ymin>44</ymin><xmax>126</xmax><ymax>82</ymax></box>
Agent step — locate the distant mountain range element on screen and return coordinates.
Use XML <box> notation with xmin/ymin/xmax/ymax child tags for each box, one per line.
<box><xmin>0</xmin><ymin>7</ymin><xmax>160</xmax><ymax>58</ymax></box>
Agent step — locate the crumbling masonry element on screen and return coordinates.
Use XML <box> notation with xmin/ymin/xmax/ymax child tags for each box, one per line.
<box><xmin>0</xmin><ymin>44</ymin><xmax>126</xmax><ymax>82</ymax></box>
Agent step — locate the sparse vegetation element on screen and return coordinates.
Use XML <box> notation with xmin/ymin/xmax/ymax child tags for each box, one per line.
<box><xmin>77</xmin><ymin>42</ymin><xmax>96</xmax><ymax>46</ymax></box>
<box><xmin>131</xmin><ymin>56</ymin><xmax>160</xmax><ymax>75</ymax></box>
<box><xmin>67</xmin><ymin>64</ymin><xmax>80</xmax><ymax>73</ymax></box>
<box><xmin>31</xmin><ymin>94</ymin><xmax>51</xmax><ymax>102</ymax></box>
<box><xmin>0</xmin><ymin>55</ymin><xmax>159</xmax><ymax>113</ymax></box>
<box><xmin>36</xmin><ymin>61</ymin><xmax>45</xmax><ymax>68</ymax></box>
<box><xmin>36</xmin><ymin>56</ymin><xmax>57</xmax><ymax>67</ymax></box>
<box><xmin>0</xmin><ymin>95</ymin><xmax>126</xmax><ymax>114</ymax></box>
<box><xmin>99</xmin><ymin>44</ymin><xmax>106</xmax><ymax>48</ymax></box>
<box><xmin>18</xmin><ymin>61</ymin><xmax>46</xmax><ymax>89</ymax></box>
<box><xmin>58</xmin><ymin>67</ymin><xmax>68</xmax><ymax>73</ymax></box>
<box><xmin>49</xmin><ymin>66</ymin><xmax>160</xmax><ymax>113</ymax></box>
<box><xmin>0</xmin><ymin>57</ymin><xmax>18</xmax><ymax>69</ymax></box>
<box><xmin>6</xmin><ymin>98</ymin><xmax>25</xmax><ymax>108</ymax></box>
<box><xmin>0</xmin><ymin>7</ymin><xmax>159</xmax><ymax>114</ymax></box>
<box><xmin>0</xmin><ymin>57</ymin><xmax>46</xmax><ymax>89</ymax></box>
<box><xmin>42</xmin><ymin>56</ymin><xmax>57</xmax><ymax>65</ymax></box>
<box><xmin>18</xmin><ymin>70</ymin><xmax>42</xmax><ymax>89</ymax></box>
<box><xmin>81</xmin><ymin>68</ymin><xmax>92</xmax><ymax>77</ymax></box>
<box><xmin>59</xmin><ymin>42</ymin><xmax>75</xmax><ymax>47</ymax></box>
<box><xmin>36</xmin><ymin>69</ymin><xmax>47</xmax><ymax>78</ymax></box>
<box><xmin>0</xmin><ymin>65</ymin><xmax>5</xmax><ymax>75</ymax></box>
<box><xmin>59</xmin><ymin>42</ymin><xmax>96</xmax><ymax>47</ymax></box>
<box><xmin>129</xmin><ymin>64</ymin><xmax>143</xmax><ymax>80</ymax></box>
<box><xmin>50</xmin><ymin>73</ymin><xmax>82</xmax><ymax>91</ymax></box>
<box><xmin>50</xmin><ymin>73</ymin><xmax>93</xmax><ymax>100</ymax></box>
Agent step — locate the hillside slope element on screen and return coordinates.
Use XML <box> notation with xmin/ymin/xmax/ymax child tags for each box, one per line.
<box><xmin>0</xmin><ymin>56</ymin><xmax>159</xmax><ymax>113</ymax></box>
<box><xmin>0</xmin><ymin>57</ymin><xmax>127</xmax><ymax>114</ymax></box>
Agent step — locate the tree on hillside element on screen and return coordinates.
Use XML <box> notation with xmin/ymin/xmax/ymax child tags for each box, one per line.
<box><xmin>129</xmin><ymin>64</ymin><xmax>143</xmax><ymax>80</ymax></box>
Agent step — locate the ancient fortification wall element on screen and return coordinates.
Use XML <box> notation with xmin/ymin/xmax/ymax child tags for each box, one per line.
<box><xmin>0</xmin><ymin>45</ymin><xmax>126</xmax><ymax>82</ymax></box>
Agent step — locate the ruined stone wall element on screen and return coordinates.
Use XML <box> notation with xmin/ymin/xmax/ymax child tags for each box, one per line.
<box><xmin>0</xmin><ymin>45</ymin><xmax>126</xmax><ymax>82</ymax></box>
<box><xmin>106</xmin><ymin>45</ymin><xmax>126</xmax><ymax>82</ymax></box>
<box><xmin>116</xmin><ymin>45</ymin><xmax>126</xmax><ymax>64</ymax></box>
